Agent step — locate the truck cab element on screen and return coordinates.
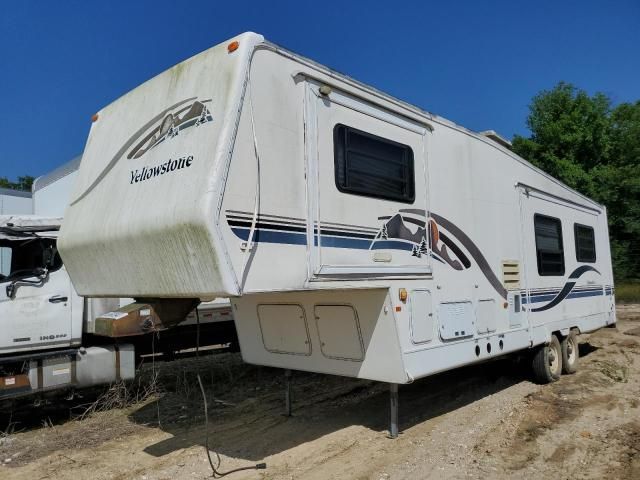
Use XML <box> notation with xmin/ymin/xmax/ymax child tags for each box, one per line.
<box><xmin>0</xmin><ymin>216</ymin><xmax>81</xmax><ymax>355</ymax></box>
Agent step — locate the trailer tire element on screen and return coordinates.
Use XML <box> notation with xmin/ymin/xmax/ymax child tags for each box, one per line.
<box><xmin>532</xmin><ymin>335</ymin><xmax>562</xmax><ymax>384</ymax></box>
<box><xmin>561</xmin><ymin>330</ymin><xmax>579</xmax><ymax>374</ymax></box>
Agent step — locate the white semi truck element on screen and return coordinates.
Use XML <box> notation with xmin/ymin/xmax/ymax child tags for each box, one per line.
<box><xmin>0</xmin><ymin>159</ymin><xmax>236</xmax><ymax>401</ymax></box>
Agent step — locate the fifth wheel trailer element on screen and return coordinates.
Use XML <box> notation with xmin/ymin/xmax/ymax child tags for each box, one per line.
<box><xmin>58</xmin><ymin>32</ymin><xmax>616</xmax><ymax>436</ymax></box>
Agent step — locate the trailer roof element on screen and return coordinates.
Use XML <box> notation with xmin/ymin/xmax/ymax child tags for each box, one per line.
<box><xmin>32</xmin><ymin>155</ymin><xmax>82</xmax><ymax>193</ymax></box>
<box><xmin>261</xmin><ymin>39</ymin><xmax>604</xmax><ymax>210</ymax></box>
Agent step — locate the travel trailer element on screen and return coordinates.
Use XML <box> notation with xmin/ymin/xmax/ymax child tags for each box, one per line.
<box><xmin>0</xmin><ymin>187</ymin><xmax>32</xmax><ymax>216</ymax></box>
<box><xmin>58</xmin><ymin>32</ymin><xmax>616</xmax><ymax>436</ymax></box>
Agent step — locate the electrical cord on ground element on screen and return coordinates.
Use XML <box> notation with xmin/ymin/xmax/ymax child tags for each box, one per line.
<box><xmin>195</xmin><ymin>308</ymin><xmax>266</xmax><ymax>477</ymax></box>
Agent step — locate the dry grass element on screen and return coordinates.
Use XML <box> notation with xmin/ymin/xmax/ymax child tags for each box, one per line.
<box><xmin>1</xmin><ymin>414</ymin><xmax>18</xmax><ymax>441</ymax></box>
<box><xmin>74</xmin><ymin>371</ymin><xmax>161</xmax><ymax>421</ymax></box>
<box><xmin>72</xmin><ymin>351</ymin><xmax>242</xmax><ymax>425</ymax></box>
<box><xmin>616</xmin><ymin>282</ymin><xmax>640</xmax><ymax>304</ymax></box>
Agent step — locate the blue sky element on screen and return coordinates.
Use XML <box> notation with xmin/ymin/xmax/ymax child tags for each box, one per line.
<box><xmin>1</xmin><ymin>0</ymin><xmax>639</xmax><ymax>181</ymax></box>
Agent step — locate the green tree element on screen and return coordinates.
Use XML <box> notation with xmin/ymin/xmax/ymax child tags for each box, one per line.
<box><xmin>0</xmin><ymin>175</ymin><xmax>34</xmax><ymax>191</ymax></box>
<box><xmin>513</xmin><ymin>83</ymin><xmax>640</xmax><ymax>280</ymax></box>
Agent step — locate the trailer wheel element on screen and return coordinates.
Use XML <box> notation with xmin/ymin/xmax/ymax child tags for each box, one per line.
<box><xmin>561</xmin><ymin>330</ymin><xmax>579</xmax><ymax>374</ymax></box>
<box><xmin>532</xmin><ymin>335</ymin><xmax>562</xmax><ymax>384</ymax></box>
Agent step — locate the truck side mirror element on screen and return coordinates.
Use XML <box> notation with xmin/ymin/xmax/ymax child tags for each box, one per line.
<box><xmin>5</xmin><ymin>268</ymin><xmax>49</xmax><ymax>299</ymax></box>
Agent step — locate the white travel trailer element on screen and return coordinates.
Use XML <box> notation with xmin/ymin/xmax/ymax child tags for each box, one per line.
<box><xmin>32</xmin><ymin>155</ymin><xmax>82</xmax><ymax>217</ymax></box>
<box><xmin>0</xmin><ymin>187</ymin><xmax>32</xmax><ymax>216</ymax></box>
<box><xmin>59</xmin><ymin>32</ymin><xmax>616</xmax><ymax>436</ymax></box>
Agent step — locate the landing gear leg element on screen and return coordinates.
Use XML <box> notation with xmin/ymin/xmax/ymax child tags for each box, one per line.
<box><xmin>389</xmin><ymin>383</ymin><xmax>399</xmax><ymax>438</ymax></box>
<box><xmin>284</xmin><ymin>369</ymin><xmax>292</xmax><ymax>417</ymax></box>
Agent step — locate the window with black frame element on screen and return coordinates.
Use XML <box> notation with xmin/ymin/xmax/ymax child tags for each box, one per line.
<box><xmin>333</xmin><ymin>124</ymin><xmax>415</xmax><ymax>203</ymax></box>
<box><xmin>574</xmin><ymin>223</ymin><xmax>596</xmax><ymax>263</ymax></box>
<box><xmin>534</xmin><ymin>214</ymin><xmax>565</xmax><ymax>276</ymax></box>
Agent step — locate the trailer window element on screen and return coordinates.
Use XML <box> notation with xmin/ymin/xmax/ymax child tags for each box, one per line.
<box><xmin>333</xmin><ymin>124</ymin><xmax>415</xmax><ymax>203</ymax></box>
<box><xmin>574</xmin><ymin>224</ymin><xmax>596</xmax><ymax>263</ymax></box>
<box><xmin>534</xmin><ymin>214</ymin><xmax>565</xmax><ymax>276</ymax></box>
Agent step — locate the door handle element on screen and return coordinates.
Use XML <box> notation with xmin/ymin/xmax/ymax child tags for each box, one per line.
<box><xmin>49</xmin><ymin>295</ymin><xmax>68</xmax><ymax>303</ymax></box>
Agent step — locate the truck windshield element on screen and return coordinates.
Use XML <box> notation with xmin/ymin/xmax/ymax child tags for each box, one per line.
<box><xmin>0</xmin><ymin>238</ymin><xmax>62</xmax><ymax>282</ymax></box>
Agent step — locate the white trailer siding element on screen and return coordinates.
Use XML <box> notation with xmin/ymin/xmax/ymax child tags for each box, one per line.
<box><xmin>32</xmin><ymin>156</ymin><xmax>81</xmax><ymax>217</ymax></box>
<box><xmin>0</xmin><ymin>188</ymin><xmax>32</xmax><ymax>215</ymax></box>
<box><xmin>219</xmin><ymin>47</ymin><xmax>613</xmax><ymax>380</ymax></box>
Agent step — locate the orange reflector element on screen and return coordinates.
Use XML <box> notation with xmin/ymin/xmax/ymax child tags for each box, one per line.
<box><xmin>228</xmin><ymin>41</ymin><xmax>239</xmax><ymax>53</ymax></box>
<box><xmin>395</xmin><ymin>306</ymin><xmax>402</xmax><ymax>312</ymax></box>
<box><xmin>399</xmin><ymin>288</ymin><xmax>408</xmax><ymax>303</ymax></box>
<box><xmin>91</xmin><ymin>113</ymin><xmax>99</xmax><ymax>122</ymax></box>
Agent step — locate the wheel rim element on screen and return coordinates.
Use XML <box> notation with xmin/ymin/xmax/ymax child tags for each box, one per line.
<box><xmin>548</xmin><ymin>342</ymin><xmax>560</xmax><ymax>375</ymax></box>
<box><xmin>566</xmin><ymin>336</ymin><xmax>577</xmax><ymax>365</ymax></box>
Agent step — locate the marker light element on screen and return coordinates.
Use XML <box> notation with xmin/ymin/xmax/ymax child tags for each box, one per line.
<box><xmin>91</xmin><ymin>113</ymin><xmax>99</xmax><ymax>122</ymax></box>
<box><xmin>228</xmin><ymin>41</ymin><xmax>239</xmax><ymax>53</ymax></box>
<box><xmin>399</xmin><ymin>288</ymin><xmax>408</xmax><ymax>303</ymax></box>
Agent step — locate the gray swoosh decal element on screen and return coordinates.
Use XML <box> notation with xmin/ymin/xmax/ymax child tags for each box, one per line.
<box><xmin>414</xmin><ymin>210</ymin><xmax>508</xmax><ymax>299</ymax></box>
<box><xmin>70</xmin><ymin>97</ymin><xmax>197</xmax><ymax>206</ymax></box>
<box><xmin>531</xmin><ymin>265</ymin><xmax>601</xmax><ymax>312</ymax></box>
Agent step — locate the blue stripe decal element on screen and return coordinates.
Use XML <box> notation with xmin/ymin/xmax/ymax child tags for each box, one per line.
<box><xmin>230</xmin><ymin>226</ymin><xmax>612</xmax><ymax>308</ymax></box>
<box><xmin>370</xmin><ymin>240</ymin><xmax>414</xmax><ymax>251</ymax></box>
<box><xmin>529</xmin><ymin>266</ymin><xmax>601</xmax><ymax>312</ymax></box>
<box><xmin>231</xmin><ymin>228</ymin><xmax>307</xmax><ymax>245</ymax></box>
<box><xmin>232</xmin><ymin>227</ymin><xmax>418</xmax><ymax>251</ymax></box>
<box><xmin>523</xmin><ymin>288</ymin><xmax>605</xmax><ymax>304</ymax></box>
<box><xmin>230</xmin><ymin>227</ymin><xmax>446</xmax><ymax>264</ymax></box>
<box><xmin>319</xmin><ymin>235</ymin><xmax>373</xmax><ymax>249</ymax></box>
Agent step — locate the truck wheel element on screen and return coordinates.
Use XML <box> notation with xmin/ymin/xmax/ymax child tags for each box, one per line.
<box><xmin>532</xmin><ymin>335</ymin><xmax>563</xmax><ymax>384</ymax></box>
<box><xmin>561</xmin><ymin>330</ymin><xmax>579</xmax><ymax>374</ymax></box>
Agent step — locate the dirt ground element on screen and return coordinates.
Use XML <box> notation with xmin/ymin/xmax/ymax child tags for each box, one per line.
<box><xmin>1</xmin><ymin>305</ymin><xmax>639</xmax><ymax>480</ymax></box>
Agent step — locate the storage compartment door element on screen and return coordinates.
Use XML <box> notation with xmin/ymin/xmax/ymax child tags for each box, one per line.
<box><xmin>476</xmin><ymin>299</ymin><xmax>497</xmax><ymax>334</ymax></box>
<box><xmin>410</xmin><ymin>290</ymin><xmax>434</xmax><ymax>344</ymax></box>
<box><xmin>314</xmin><ymin>305</ymin><xmax>364</xmax><ymax>361</ymax></box>
<box><xmin>258</xmin><ymin>304</ymin><xmax>311</xmax><ymax>355</ymax></box>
